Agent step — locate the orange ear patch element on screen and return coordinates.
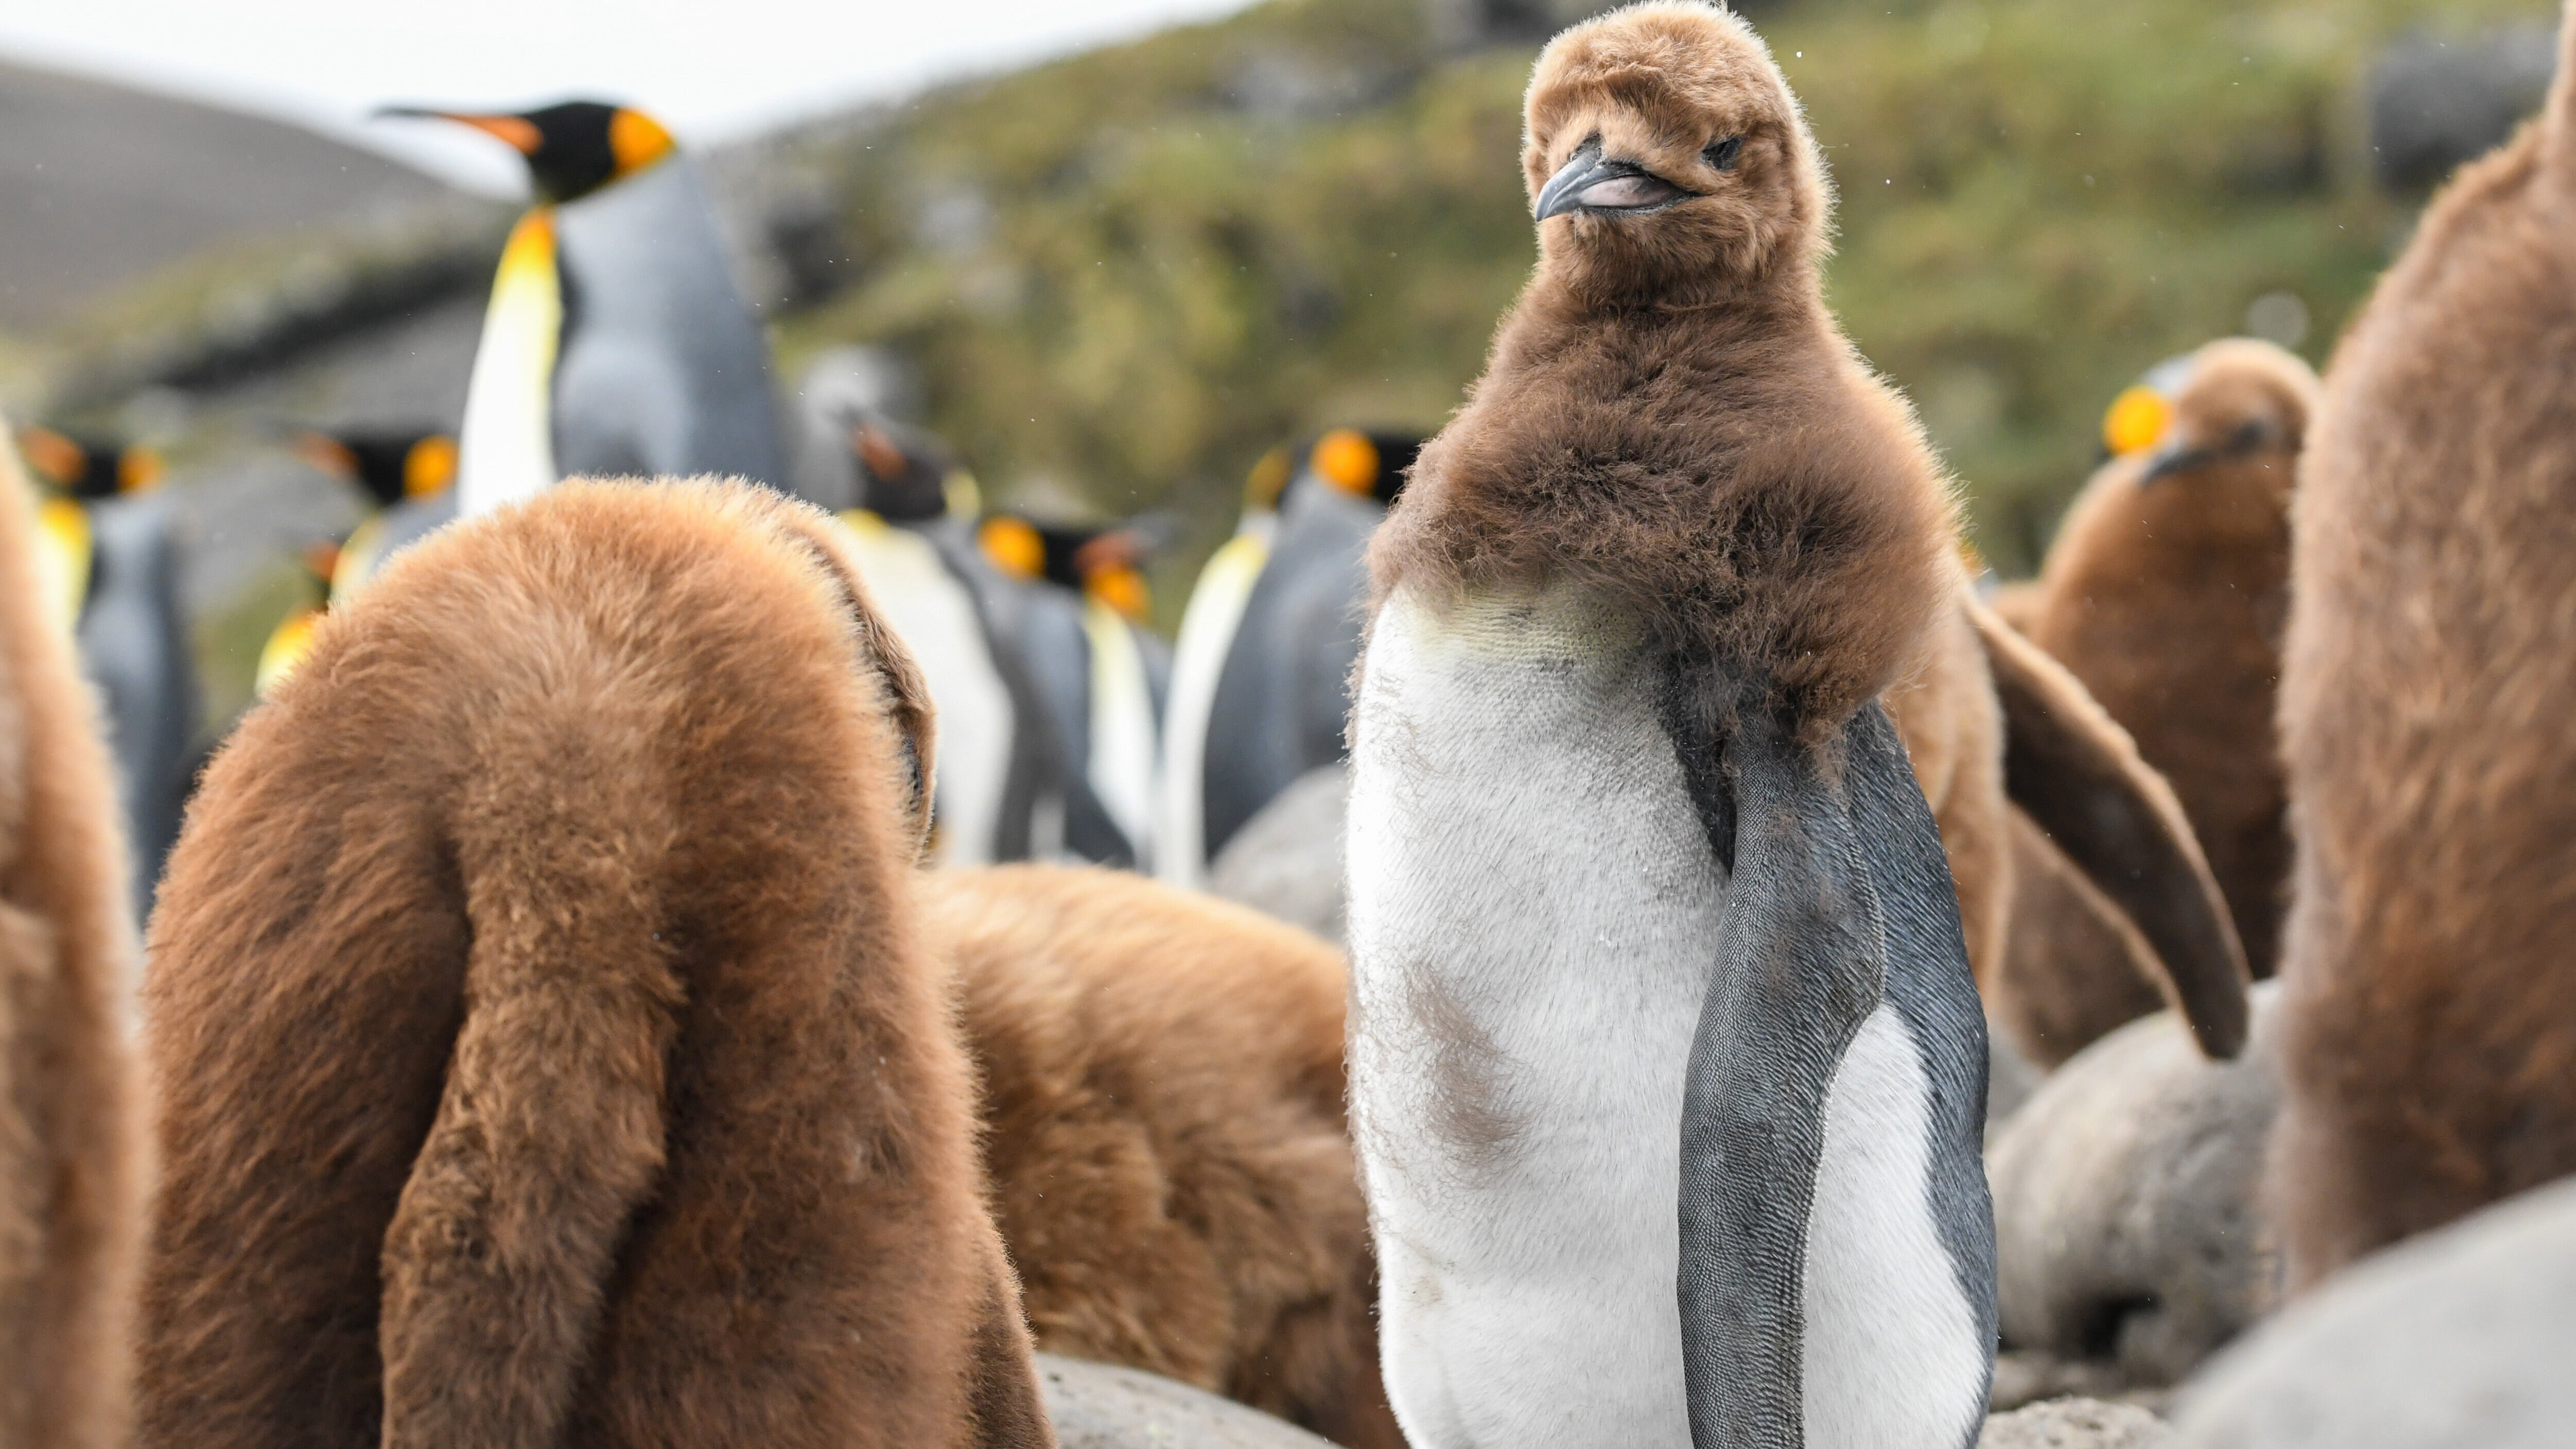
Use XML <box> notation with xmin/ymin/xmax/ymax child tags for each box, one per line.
<box><xmin>2103</xmin><ymin>386</ymin><xmax>2172</xmax><ymax>457</ymax></box>
<box><xmin>609</xmin><ymin>108</ymin><xmax>676</xmax><ymax>176</ymax></box>
<box><xmin>1312</xmin><ymin>428</ymin><xmax>1380</xmax><ymax>496</ymax></box>
<box><xmin>18</xmin><ymin>425</ymin><xmax>87</xmax><ymax>488</ymax></box>
<box><xmin>405</xmin><ymin>435</ymin><xmax>459</xmax><ymax>498</ymax></box>
<box><xmin>978</xmin><ymin>515</ymin><xmax>1045</xmax><ymax>580</ymax></box>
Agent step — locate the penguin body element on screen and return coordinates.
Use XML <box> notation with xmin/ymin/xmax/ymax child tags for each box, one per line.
<box><xmin>138</xmin><ymin>480</ymin><xmax>1052</xmax><ymax>1449</ymax></box>
<box><xmin>1347</xmin><ymin>10</ymin><xmax>1992</xmax><ymax>1444</ymax></box>
<box><xmin>0</xmin><ymin>427</ymin><xmax>146</xmax><ymax>1449</ymax></box>
<box><xmin>370</xmin><ymin>103</ymin><xmax>786</xmax><ymax>548</ymax></box>
<box><xmin>17</xmin><ymin>426</ymin><xmax>198</xmax><ymax>919</ymax></box>
<box><xmin>976</xmin><ymin>513</ymin><xmax>1171</xmax><ymax>868</ymax></box>
<box><xmin>1158</xmin><ymin>430</ymin><xmax>1417</xmax><ymax>885</ymax></box>
<box><xmin>2268</xmin><ymin>0</ymin><xmax>2576</xmax><ymax>1292</ymax></box>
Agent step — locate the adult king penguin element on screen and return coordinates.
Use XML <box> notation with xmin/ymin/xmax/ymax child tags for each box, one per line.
<box><xmin>1346</xmin><ymin>8</ymin><xmax>1993</xmax><ymax>1446</ymax></box>
<box><xmin>1156</xmin><ymin>428</ymin><xmax>1418</xmax><ymax>887</ymax></box>
<box><xmin>17</xmin><ymin>425</ymin><xmax>199</xmax><ymax>921</ymax></box>
<box><xmin>976</xmin><ymin>511</ymin><xmax>1171</xmax><ymax>867</ymax></box>
<box><xmin>356</xmin><ymin>102</ymin><xmax>786</xmax><ymax>576</ymax></box>
<box><xmin>258</xmin><ymin>429</ymin><xmax>459</xmax><ymax>695</ymax></box>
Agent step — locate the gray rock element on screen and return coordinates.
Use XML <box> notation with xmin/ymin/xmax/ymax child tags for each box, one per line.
<box><xmin>1038</xmin><ymin>1353</ymin><xmax>1337</xmax><ymax>1448</ymax></box>
<box><xmin>2368</xmin><ymin>26</ymin><xmax>2560</xmax><ymax>192</ymax></box>
<box><xmin>2173</xmin><ymin>1175</ymin><xmax>2576</xmax><ymax>1448</ymax></box>
<box><xmin>1981</xmin><ymin>1397</ymin><xmax>2175</xmax><ymax>1448</ymax></box>
<box><xmin>1207</xmin><ymin>764</ymin><xmax>1349</xmax><ymax>946</ymax></box>
<box><xmin>1987</xmin><ymin>986</ymin><xmax>2283</xmax><ymax>1391</ymax></box>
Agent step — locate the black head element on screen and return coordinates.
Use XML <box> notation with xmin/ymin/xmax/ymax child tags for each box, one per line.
<box><xmin>850</xmin><ymin>419</ymin><xmax>959</xmax><ymax>524</ymax></box>
<box><xmin>1296</xmin><ymin>428</ymin><xmax>1424</xmax><ymax>509</ymax></box>
<box><xmin>294</xmin><ymin>430</ymin><xmax>458</xmax><ymax>511</ymax></box>
<box><xmin>17</xmin><ymin>426</ymin><xmax>161</xmax><ymax>501</ymax></box>
<box><xmin>381</xmin><ymin>100</ymin><xmax>677</xmax><ymax>204</ymax></box>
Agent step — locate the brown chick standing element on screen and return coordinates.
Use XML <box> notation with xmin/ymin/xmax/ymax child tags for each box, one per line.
<box><xmin>2268</xmin><ymin>0</ymin><xmax>2576</xmax><ymax>1292</ymax></box>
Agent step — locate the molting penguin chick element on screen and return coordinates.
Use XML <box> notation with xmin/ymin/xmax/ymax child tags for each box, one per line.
<box><xmin>1350</xmin><ymin>8</ymin><xmax>1994</xmax><ymax>1446</ymax></box>
<box><xmin>137</xmin><ymin>480</ymin><xmax>1051</xmax><ymax>1449</ymax></box>
<box><xmin>2021</xmin><ymin>339</ymin><xmax>2316</xmax><ymax>977</ymax></box>
<box><xmin>2267</xmin><ymin>0</ymin><xmax>2576</xmax><ymax>1294</ymax></box>
<box><xmin>0</xmin><ymin>426</ymin><xmax>146</xmax><ymax>1449</ymax></box>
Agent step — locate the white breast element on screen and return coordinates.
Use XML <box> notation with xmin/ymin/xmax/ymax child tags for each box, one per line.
<box><xmin>1346</xmin><ymin>583</ymin><xmax>1723</xmax><ymax>1449</ymax></box>
<box><xmin>834</xmin><ymin>513</ymin><xmax>1015</xmax><ymax>867</ymax></box>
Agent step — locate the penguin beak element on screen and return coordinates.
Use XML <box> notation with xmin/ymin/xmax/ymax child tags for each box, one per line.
<box><xmin>377</xmin><ymin>106</ymin><xmax>540</xmax><ymax>155</ymax></box>
<box><xmin>1535</xmin><ymin>142</ymin><xmax>1692</xmax><ymax>221</ymax></box>
<box><xmin>2136</xmin><ymin>437</ymin><xmax>2212</xmax><ymax>486</ymax></box>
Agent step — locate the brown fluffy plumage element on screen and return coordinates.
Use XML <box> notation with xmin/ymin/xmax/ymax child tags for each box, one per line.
<box><xmin>2016</xmin><ymin>339</ymin><xmax>2317</xmax><ymax>979</ymax></box>
<box><xmin>137</xmin><ymin>479</ymin><xmax>1050</xmax><ymax>1449</ymax></box>
<box><xmin>2268</xmin><ymin>1</ymin><xmax>2576</xmax><ymax>1293</ymax></box>
<box><xmin>929</xmin><ymin>865</ymin><xmax>1401</xmax><ymax>1449</ymax></box>
<box><xmin>0</xmin><ymin>429</ymin><xmax>145</xmax><ymax>1449</ymax></box>
<box><xmin>1372</xmin><ymin>2</ymin><xmax>2244</xmax><ymax>1056</ymax></box>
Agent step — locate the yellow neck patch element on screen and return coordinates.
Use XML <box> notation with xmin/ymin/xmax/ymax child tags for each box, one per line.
<box><xmin>35</xmin><ymin>497</ymin><xmax>92</xmax><ymax>631</ymax></box>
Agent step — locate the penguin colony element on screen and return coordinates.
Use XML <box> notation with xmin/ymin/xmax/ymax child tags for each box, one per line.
<box><xmin>0</xmin><ymin>432</ymin><xmax>146</xmax><ymax>1449</ymax></box>
<box><xmin>7</xmin><ymin>0</ymin><xmax>2576</xmax><ymax>1442</ymax></box>
<box><xmin>2266</xmin><ymin>3</ymin><xmax>2576</xmax><ymax>1294</ymax></box>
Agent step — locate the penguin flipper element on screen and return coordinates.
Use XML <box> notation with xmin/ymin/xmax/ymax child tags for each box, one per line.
<box><xmin>1969</xmin><ymin>600</ymin><xmax>2252</xmax><ymax>1059</ymax></box>
<box><xmin>1670</xmin><ymin>689</ymin><xmax>1994</xmax><ymax>1449</ymax></box>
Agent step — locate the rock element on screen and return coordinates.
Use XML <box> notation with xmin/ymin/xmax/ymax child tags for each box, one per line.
<box><xmin>2171</xmin><ymin>1176</ymin><xmax>2576</xmax><ymax>1448</ymax></box>
<box><xmin>1981</xmin><ymin>1397</ymin><xmax>2175</xmax><ymax>1448</ymax></box>
<box><xmin>2367</xmin><ymin>26</ymin><xmax>2559</xmax><ymax>193</ymax></box>
<box><xmin>1038</xmin><ymin>1353</ymin><xmax>1338</xmax><ymax>1448</ymax></box>
<box><xmin>1987</xmin><ymin>986</ymin><xmax>2283</xmax><ymax>1391</ymax></box>
<box><xmin>1207</xmin><ymin>764</ymin><xmax>1349</xmax><ymax>946</ymax></box>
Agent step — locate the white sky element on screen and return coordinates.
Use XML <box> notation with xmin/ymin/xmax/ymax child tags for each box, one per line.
<box><xmin>0</xmin><ymin>0</ymin><xmax>1259</xmax><ymax>196</ymax></box>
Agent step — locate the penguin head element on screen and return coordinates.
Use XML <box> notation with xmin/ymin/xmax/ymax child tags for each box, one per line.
<box><xmin>384</xmin><ymin>100</ymin><xmax>677</xmax><ymax>204</ymax></box>
<box><xmin>2117</xmin><ymin>339</ymin><xmax>2318</xmax><ymax>510</ymax></box>
<box><xmin>293</xmin><ymin>429</ymin><xmax>459</xmax><ymax>512</ymax></box>
<box><xmin>1303</xmin><ymin>429</ymin><xmax>1423</xmax><ymax>509</ymax></box>
<box><xmin>977</xmin><ymin>513</ymin><xmax>1164</xmax><ymax>624</ymax></box>
<box><xmin>16</xmin><ymin>426</ymin><xmax>163</xmax><ymax>501</ymax></box>
<box><xmin>1522</xmin><ymin>4</ymin><xmax>1828</xmax><ymax>303</ymax></box>
<box><xmin>847</xmin><ymin>418</ymin><xmax>963</xmax><ymax>524</ymax></box>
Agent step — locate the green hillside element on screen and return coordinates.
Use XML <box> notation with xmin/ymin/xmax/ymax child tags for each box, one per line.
<box><xmin>778</xmin><ymin>0</ymin><xmax>2553</xmax><ymax>577</ymax></box>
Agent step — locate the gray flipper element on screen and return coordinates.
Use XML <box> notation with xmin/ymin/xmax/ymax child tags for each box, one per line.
<box><xmin>1669</xmin><ymin>689</ymin><xmax>1995</xmax><ymax>1448</ymax></box>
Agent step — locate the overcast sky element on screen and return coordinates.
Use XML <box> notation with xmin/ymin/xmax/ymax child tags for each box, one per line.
<box><xmin>0</xmin><ymin>0</ymin><xmax>1258</xmax><ymax>195</ymax></box>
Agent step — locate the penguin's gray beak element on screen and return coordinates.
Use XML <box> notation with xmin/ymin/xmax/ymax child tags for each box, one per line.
<box><xmin>2137</xmin><ymin>438</ymin><xmax>2213</xmax><ymax>486</ymax></box>
<box><xmin>1535</xmin><ymin>142</ymin><xmax>1692</xmax><ymax>221</ymax></box>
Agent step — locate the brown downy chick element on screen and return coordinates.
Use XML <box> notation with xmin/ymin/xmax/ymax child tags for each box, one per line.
<box><xmin>2268</xmin><ymin>0</ymin><xmax>2576</xmax><ymax>1293</ymax></box>
<box><xmin>0</xmin><ymin>429</ymin><xmax>146</xmax><ymax>1449</ymax></box>
<box><xmin>929</xmin><ymin>865</ymin><xmax>1402</xmax><ymax>1449</ymax></box>
<box><xmin>138</xmin><ymin>480</ymin><xmax>1048</xmax><ymax>1449</ymax></box>
<box><xmin>2019</xmin><ymin>339</ymin><xmax>2318</xmax><ymax>980</ymax></box>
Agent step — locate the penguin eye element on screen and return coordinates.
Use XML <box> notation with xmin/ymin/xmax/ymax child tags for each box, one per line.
<box><xmin>1705</xmin><ymin>136</ymin><xmax>1745</xmax><ymax>172</ymax></box>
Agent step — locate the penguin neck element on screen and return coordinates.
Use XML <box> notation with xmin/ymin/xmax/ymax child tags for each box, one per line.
<box><xmin>1509</xmin><ymin>254</ymin><xmax>1828</xmax><ymax>382</ymax></box>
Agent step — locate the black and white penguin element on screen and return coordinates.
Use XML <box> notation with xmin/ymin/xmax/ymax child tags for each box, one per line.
<box><xmin>1347</xmin><ymin>8</ymin><xmax>1991</xmax><ymax>1447</ymax></box>
<box><xmin>257</xmin><ymin>428</ymin><xmax>459</xmax><ymax>694</ymax></box>
<box><xmin>974</xmin><ymin>511</ymin><xmax>1172</xmax><ymax>867</ymax></box>
<box><xmin>18</xmin><ymin>424</ymin><xmax>200</xmax><ymax>921</ymax></box>
<box><xmin>354</xmin><ymin>101</ymin><xmax>786</xmax><ymax>578</ymax></box>
<box><xmin>1154</xmin><ymin>427</ymin><xmax>1418</xmax><ymax>887</ymax></box>
<box><xmin>829</xmin><ymin>415</ymin><xmax>1063</xmax><ymax>865</ymax></box>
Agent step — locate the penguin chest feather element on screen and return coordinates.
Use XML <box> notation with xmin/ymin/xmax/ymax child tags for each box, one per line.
<box><xmin>1349</xmin><ymin>584</ymin><xmax>1989</xmax><ymax>1449</ymax></box>
<box><xmin>1349</xmin><ymin>583</ymin><xmax>1719</xmax><ymax>1448</ymax></box>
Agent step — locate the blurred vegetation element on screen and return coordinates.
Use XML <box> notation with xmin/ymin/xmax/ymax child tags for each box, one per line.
<box><xmin>777</xmin><ymin>0</ymin><xmax>2555</xmax><ymax>577</ymax></box>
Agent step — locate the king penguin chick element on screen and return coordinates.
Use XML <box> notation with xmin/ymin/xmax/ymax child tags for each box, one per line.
<box><xmin>2017</xmin><ymin>339</ymin><xmax>2316</xmax><ymax>978</ymax></box>
<box><xmin>137</xmin><ymin>479</ymin><xmax>1052</xmax><ymax>1449</ymax></box>
<box><xmin>1155</xmin><ymin>427</ymin><xmax>1418</xmax><ymax>887</ymax></box>
<box><xmin>975</xmin><ymin>512</ymin><xmax>1172</xmax><ymax>867</ymax></box>
<box><xmin>2267</xmin><ymin>0</ymin><xmax>2576</xmax><ymax>1294</ymax></box>
<box><xmin>15</xmin><ymin>424</ymin><xmax>200</xmax><ymax>922</ymax></box>
<box><xmin>363</xmin><ymin>102</ymin><xmax>787</xmax><ymax>557</ymax></box>
<box><xmin>1347</xmin><ymin>10</ymin><xmax>1998</xmax><ymax>1444</ymax></box>
<box><xmin>0</xmin><ymin>424</ymin><xmax>146</xmax><ymax>1449</ymax></box>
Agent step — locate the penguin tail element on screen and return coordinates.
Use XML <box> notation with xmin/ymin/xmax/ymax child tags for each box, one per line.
<box><xmin>1970</xmin><ymin>599</ymin><xmax>2252</xmax><ymax>1059</ymax></box>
